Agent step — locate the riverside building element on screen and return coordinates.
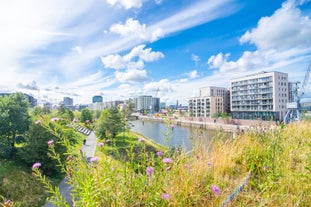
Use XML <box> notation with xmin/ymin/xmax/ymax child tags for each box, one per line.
<box><xmin>230</xmin><ymin>71</ymin><xmax>288</xmax><ymax>121</ymax></box>
<box><xmin>188</xmin><ymin>86</ymin><xmax>229</xmax><ymax>118</ymax></box>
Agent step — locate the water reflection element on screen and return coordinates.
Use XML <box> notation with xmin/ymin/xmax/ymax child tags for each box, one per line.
<box><xmin>128</xmin><ymin>120</ymin><xmax>229</xmax><ymax>152</ymax></box>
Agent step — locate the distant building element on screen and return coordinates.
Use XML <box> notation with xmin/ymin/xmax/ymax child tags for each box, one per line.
<box><xmin>230</xmin><ymin>71</ymin><xmax>288</xmax><ymax>121</ymax></box>
<box><xmin>133</xmin><ymin>95</ymin><xmax>160</xmax><ymax>114</ymax></box>
<box><xmin>0</xmin><ymin>92</ymin><xmax>37</xmax><ymax>108</ymax></box>
<box><xmin>188</xmin><ymin>86</ymin><xmax>229</xmax><ymax>118</ymax></box>
<box><xmin>63</xmin><ymin>97</ymin><xmax>74</xmax><ymax>110</ymax></box>
<box><xmin>92</xmin><ymin>95</ymin><xmax>103</xmax><ymax>103</ymax></box>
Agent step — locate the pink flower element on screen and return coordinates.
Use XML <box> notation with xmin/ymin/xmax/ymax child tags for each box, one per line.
<box><xmin>85</xmin><ymin>120</ymin><xmax>90</xmax><ymax>124</ymax></box>
<box><xmin>47</xmin><ymin>140</ymin><xmax>54</xmax><ymax>146</ymax></box>
<box><xmin>51</xmin><ymin>117</ymin><xmax>59</xmax><ymax>122</ymax></box>
<box><xmin>90</xmin><ymin>156</ymin><xmax>99</xmax><ymax>163</ymax></box>
<box><xmin>35</xmin><ymin>120</ymin><xmax>41</xmax><ymax>125</ymax></box>
<box><xmin>170</xmin><ymin>124</ymin><xmax>175</xmax><ymax>129</ymax></box>
<box><xmin>98</xmin><ymin>142</ymin><xmax>104</xmax><ymax>147</ymax></box>
<box><xmin>138</xmin><ymin>137</ymin><xmax>144</xmax><ymax>142</ymax></box>
<box><xmin>161</xmin><ymin>193</ymin><xmax>170</xmax><ymax>200</ymax></box>
<box><xmin>32</xmin><ymin>162</ymin><xmax>41</xmax><ymax>169</ymax></box>
<box><xmin>263</xmin><ymin>166</ymin><xmax>268</xmax><ymax>171</ymax></box>
<box><xmin>4</xmin><ymin>200</ymin><xmax>13</xmax><ymax>206</ymax></box>
<box><xmin>212</xmin><ymin>184</ymin><xmax>220</xmax><ymax>196</ymax></box>
<box><xmin>163</xmin><ymin>157</ymin><xmax>172</xmax><ymax>163</ymax></box>
<box><xmin>156</xmin><ymin>151</ymin><xmax>163</xmax><ymax>156</ymax></box>
<box><xmin>146</xmin><ymin>166</ymin><xmax>154</xmax><ymax>176</ymax></box>
<box><xmin>208</xmin><ymin>161</ymin><xmax>212</xmax><ymax>166</ymax></box>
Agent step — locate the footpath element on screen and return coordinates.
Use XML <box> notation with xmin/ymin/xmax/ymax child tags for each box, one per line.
<box><xmin>44</xmin><ymin>130</ymin><xmax>97</xmax><ymax>207</ymax></box>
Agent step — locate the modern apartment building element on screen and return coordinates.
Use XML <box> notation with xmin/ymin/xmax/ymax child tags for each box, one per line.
<box><xmin>188</xmin><ymin>86</ymin><xmax>229</xmax><ymax>118</ymax></box>
<box><xmin>132</xmin><ymin>95</ymin><xmax>160</xmax><ymax>114</ymax></box>
<box><xmin>230</xmin><ymin>71</ymin><xmax>288</xmax><ymax>121</ymax></box>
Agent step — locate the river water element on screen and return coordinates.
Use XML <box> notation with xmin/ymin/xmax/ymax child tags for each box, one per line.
<box><xmin>128</xmin><ymin>120</ymin><xmax>229</xmax><ymax>151</ymax></box>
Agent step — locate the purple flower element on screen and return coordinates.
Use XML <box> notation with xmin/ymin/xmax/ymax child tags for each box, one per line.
<box><xmin>196</xmin><ymin>155</ymin><xmax>200</xmax><ymax>159</ymax></box>
<box><xmin>146</xmin><ymin>166</ymin><xmax>154</xmax><ymax>176</ymax></box>
<box><xmin>35</xmin><ymin>120</ymin><xmax>41</xmax><ymax>125</ymax></box>
<box><xmin>161</xmin><ymin>193</ymin><xmax>170</xmax><ymax>200</ymax></box>
<box><xmin>98</xmin><ymin>142</ymin><xmax>104</xmax><ymax>147</ymax></box>
<box><xmin>212</xmin><ymin>184</ymin><xmax>220</xmax><ymax>196</ymax></box>
<box><xmin>32</xmin><ymin>162</ymin><xmax>41</xmax><ymax>169</ymax></box>
<box><xmin>85</xmin><ymin>120</ymin><xmax>90</xmax><ymax>124</ymax></box>
<box><xmin>156</xmin><ymin>151</ymin><xmax>163</xmax><ymax>156</ymax></box>
<box><xmin>4</xmin><ymin>200</ymin><xmax>13</xmax><ymax>206</ymax></box>
<box><xmin>51</xmin><ymin>117</ymin><xmax>59</xmax><ymax>122</ymax></box>
<box><xmin>138</xmin><ymin>137</ymin><xmax>144</xmax><ymax>142</ymax></box>
<box><xmin>170</xmin><ymin>124</ymin><xmax>175</xmax><ymax>129</ymax></box>
<box><xmin>47</xmin><ymin>140</ymin><xmax>54</xmax><ymax>146</ymax></box>
<box><xmin>208</xmin><ymin>161</ymin><xmax>212</xmax><ymax>166</ymax></box>
<box><xmin>163</xmin><ymin>157</ymin><xmax>172</xmax><ymax>163</ymax></box>
<box><xmin>90</xmin><ymin>156</ymin><xmax>99</xmax><ymax>163</ymax></box>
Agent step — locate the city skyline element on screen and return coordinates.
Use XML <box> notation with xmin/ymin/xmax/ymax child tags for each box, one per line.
<box><xmin>1</xmin><ymin>0</ymin><xmax>311</xmax><ymax>105</ymax></box>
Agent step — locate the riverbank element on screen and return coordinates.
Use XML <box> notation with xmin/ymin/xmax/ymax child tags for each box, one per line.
<box><xmin>138</xmin><ymin>115</ymin><xmax>252</xmax><ymax>133</ymax></box>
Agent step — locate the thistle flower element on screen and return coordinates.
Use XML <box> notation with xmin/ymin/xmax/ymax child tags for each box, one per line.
<box><xmin>138</xmin><ymin>137</ymin><xmax>144</xmax><ymax>142</ymax></box>
<box><xmin>50</xmin><ymin>117</ymin><xmax>59</xmax><ymax>122</ymax></box>
<box><xmin>163</xmin><ymin>157</ymin><xmax>172</xmax><ymax>163</ymax></box>
<box><xmin>98</xmin><ymin>142</ymin><xmax>104</xmax><ymax>147</ymax></box>
<box><xmin>161</xmin><ymin>193</ymin><xmax>170</xmax><ymax>200</ymax></box>
<box><xmin>35</xmin><ymin>120</ymin><xmax>41</xmax><ymax>125</ymax></box>
<box><xmin>4</xmin><ymin>200</ymin><xmax>13</xmax><ymax>207</ymax></box>
<box><xmin>170</xmin><ymin>124</ymin><xmax>175</xmax><ymax>129</ymax></box>
<box><xmin>32</xmin><ymin>162</ymin><xmax>41</xmax><ymax>169</ymax></box>
<box><xmin>90</xmin><ymin>156</ymin><xmax>99</xmax><ymax>163</ymax></box>
<box><xmin>47</xmin><ymin>140</ymin><xmax>54</xmax><ymax>146</ymax></box>
<box><xmin>212</xmin><ymin>184</ymin><xmax>220</xmax><ymax>196</ymax></box>
<box><xmin>156</xmin><ymin>151</ymin><xmax>163</xmax><ymax>156</ymax></box>
<box><xmin>146</xmin><ymin>166</ymin><xmax>154</xmax><ymax>176</ymax></box>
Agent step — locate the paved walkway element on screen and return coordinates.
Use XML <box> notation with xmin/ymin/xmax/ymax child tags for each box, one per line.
<box><xmin>44</xmin><ymin>131</ymin><xmax>97</xmax><ymax>207</ymax></box>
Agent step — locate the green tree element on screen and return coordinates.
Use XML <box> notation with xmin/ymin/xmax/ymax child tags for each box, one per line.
<box><xmin>80</xmin><ymin>108</ymin><xmax>93</xmax><ymax>123</ymax></box>
<box><xmin>0</xmin><ymin>93</ymin><xmax>31</xmax><ymax>158</ymax></box>
<box><xmin>96</xmin><ymin>107</ymin><xmax>125</xmax><ymax>139</ymax></box>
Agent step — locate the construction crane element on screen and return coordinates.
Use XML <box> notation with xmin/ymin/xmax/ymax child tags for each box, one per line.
<box><xmin>284</xmin><ymin>60</ymin><xmax>311</xmax><ymax>124</ymax></box>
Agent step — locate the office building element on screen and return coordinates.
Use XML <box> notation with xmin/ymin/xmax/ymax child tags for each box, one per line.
<box><xmin>230</xmin><ymin>71</ymin><xmax>288</xmax><ymax>121</ymax></box>
<box><xmin>63</xmin><ymin>97</ymin><xmax>74</xmax><ymax>109</ymax></box>
<box><xmin>92</xmin><ymin>95</ymin><xmax>103</xmax><ymax>103</ymax></box>
<box><xmin>133</xmin><ymin>95</ymin><xmax>160</xmax><ymax>114</ymax></box>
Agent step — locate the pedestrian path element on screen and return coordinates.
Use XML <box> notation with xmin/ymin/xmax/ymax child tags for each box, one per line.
<box><xmin>44</xmin><ymin>131</ymin><xmax>97</xmax><ymax>207</ymax></box>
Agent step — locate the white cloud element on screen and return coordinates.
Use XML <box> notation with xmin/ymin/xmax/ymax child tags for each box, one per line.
<box><xmin>72</xmin><ymin>46</ymin><xmax>83</xmax><ymax>54</ymax></box>
<box><xmin>124</xmin><ymin>45</ymin><xmax>164</xmax><ymax>62</ymax></box>
<box><xmin>208</xmin><ymin>0</ymin><xmax>311</xmax><ymax>73</ymax></box>
<box><xmin>105</xmin><ymin>0</ymin><xmax>144</xmax><ymax>9</ymax></box>
<box><xmin>187</xmin><ymin>70</ymin><xmax>199</xmax><ymax>79</ymax></box>
<box><xmin>144</xmin><ymin>79</ymin><xmax>174</xmax><ymax>93</ymax></box>
<box><xmin>110</xmin><ymin>18</ymin><xmax>164</xmax><ymax>42</ymax></box>
<box><xmin>116</xmin><ymin>69</ymin><xmax>148</xmax><ymax>82</ymax></box>
<box><xmin>191</xmin><ymin>54</ymin><xmax>200</xmax><ymax>65</ymax></box>
<box><xmin>101</xmin><ymin>54</ymin><xmax>126</xmax><ymax>70</ymax></box>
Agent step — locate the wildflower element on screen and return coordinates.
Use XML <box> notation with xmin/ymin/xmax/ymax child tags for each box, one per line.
<box><xmin>146</xmin><ymin>166</ymin><xmax>154</xmax><ymax>176</ymax></box>
<box><xmin>156</xmin><ymin>151</ymin><xmax>163</xmax><ymax>156</ymax></box>
<box><xmin>184</xmin><ymin>163</ymin><xmax>189</xmax><ymax>168</ymax></box>
<box><xmin>90</xmin><ymin>156</ymin><xmax>99</xmax><ymax>163</ymax></box>
<box><xmin>85</xmin><ymin>120</ymin><xmax>90</xmax><ymax>124</ymax></box>
<box><xmin>263</xmin><ymin>166</ymin><xmax>268</xmax><ymax>171</ymax></box>
<box><xmin>47</xmin><ymin>140</ymin><xmax>54</xmax><ymax>146</ymax></box>
<box><xmin>51</xmin><ymin>117</ymin><xmax>59</xmax><ymax>122</ymax></box>
<box><xmin>32</xmin><ymin>162</ymin><xmax>41</xmax><ymax>169</ymax></box>
<box><xmin>98</xmin><ymin>142</ymin><xmax>104</xmax><ymax>147</ymax></box>
<box><xmin>72</xmin><ymin>118</ymin><xmax>77</xmax><ymax>122</ymax></box>
<box><xmin>67</xmin><ymin>155</ymin><xmax>73</xmax><ymax>161</ymax></box>
<box><xmin>212</xmin><ymin>184</ymin><xmax>220</xmax><ymax>196</ymax></box>
<box><xmin>208</xmin><ymin>161</ymin><xmax>212</xmax><ymax>166</ymax></box>
<box><xmin>196</xmin><ymin>155</ymin><xmax>200</xmax><ymax>159</ymax></box>
<box><xmin>138</xmin><ymin>137</ymin><xmax>144</xmax><ymax>142</ymax></box>
<box><xmin>170</xmin><ymin>124</ymin><xmax>175</xmax><ymax>129</ymax></box>
<box><xmin>35</xmin><ymin>120</ymin><xmax>41</xmax><ymax>125</ymax></box>
<box><xmin>161</xmin><ymin>193</ymin><xmax>170</xmax><ymax>200</ymax></box>
<box><xmin>163</xmin><ymin>157</ymin><xmax>172</xmax><ymax>163</ymax></box>
<box><xmin>4</xmin><ymin>200</ymin><xmax>13</xmax><ymax>207</ymax></box>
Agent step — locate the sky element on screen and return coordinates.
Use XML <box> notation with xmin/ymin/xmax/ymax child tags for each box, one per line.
<box><xmin>1</xmin><ymin>0</ymin><xmax>311</xmax><ymax>106</ymax></box>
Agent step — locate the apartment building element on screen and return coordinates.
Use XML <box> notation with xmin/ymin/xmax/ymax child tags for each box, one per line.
<box><xmin>132</xmin><ymin>95</ymin><xmax>160</xmax><ymax>114</ymax></box>
<box><xmin>188</xmin><ymin>86</ymin><xmax>229</xmax><ymax>118</ymax></box>
<box><xmin>230</xmin><ymin>71</ymin><xmax>288</xmax><ymax>121</ymax></box>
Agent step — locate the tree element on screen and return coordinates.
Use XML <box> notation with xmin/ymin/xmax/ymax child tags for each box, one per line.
<box><xmin>80</xmin><ymin>108</ymin><xmax>93</xmax><ymax>123</ymax></box>
<box><xmin>96</xmin><ymin>107</ymin><xmax>125</xmax><ymax>139</ymax></box>
<box><xmin>0</xmin><ymin>93</ymin><xmax>31</xmax><ymax>158</ymax></box>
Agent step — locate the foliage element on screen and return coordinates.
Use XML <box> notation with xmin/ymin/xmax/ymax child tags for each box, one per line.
<box><xmin>0</xmin><ymin>93</ymin><xmax>31</xmax><ymax>159</ymax></box>
<box><xmin>96</xmin><ymin>107</ymin><xmax>125</xmax><ymax>139</ymax></box>
<box><xmin>80</xmin><ymin>108</ymin><xmax>93</xmax><ymax>123</ymax></box>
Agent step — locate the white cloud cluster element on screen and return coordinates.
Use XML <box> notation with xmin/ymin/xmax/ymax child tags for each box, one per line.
<box><xmin>106</xmin><ymin>0</ymin><xmax>144</xmax><ymax>9</ymax></box>
<box><xmin>208</xmin><ymin>0</ymin><xmax>311</xmax><ymax>73</ymax></box>
<box><xmin>101</xmin><ymin>45</ymin><xmax>164</xmax><ymax>82</ymax></box>
<box><xmin>110</xmin><ymin>18</ymin><xmax>164</xmax><ymax>42</ymax></box>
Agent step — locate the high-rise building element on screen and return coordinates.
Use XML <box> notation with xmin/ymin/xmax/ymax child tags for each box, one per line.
<box><xmin>92</xmin><ymin>95</ymin><xmax>103</xmax><ymax>103</ymax></box>
<box><xmin>63</xmin><ymin>97</ymin><xmax>73</xmax><ymax>108</ymax></box>
<box><xmin>133</xmin><ymin>95</ymin><xmax>160</xmax><ymax>114</ymax></box>
<box><xmin>230</xmin><ymin>71</ymin><xmax>288</xmax><ymax>121</ymax></box>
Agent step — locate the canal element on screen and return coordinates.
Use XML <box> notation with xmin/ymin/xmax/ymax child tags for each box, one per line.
<box><xmin>128</xmin><ymin>120</ymin><xmax>230</xmax><ymax>151</ymax></box>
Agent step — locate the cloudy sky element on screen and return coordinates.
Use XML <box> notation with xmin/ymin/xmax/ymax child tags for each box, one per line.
<box><xmin>1</xmin><ymin>0</ymin><xmax>311</xmax><ymax>105</ymax></box>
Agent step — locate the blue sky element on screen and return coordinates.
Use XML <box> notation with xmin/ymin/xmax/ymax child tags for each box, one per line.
<box><xmin>1</xmin><ymin>0</ymin><xmax>311</xmax><ymax>105</ymax></box>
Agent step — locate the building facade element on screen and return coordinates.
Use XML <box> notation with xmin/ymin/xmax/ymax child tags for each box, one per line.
<box><xmin>230</xmin><ymin>71</ymin><xmax>288</xmax><ymax>121</ymax></box>
<box><xmin>133</xmin><ymin>95</ymin><xmax>160</xmax><ymax>114</ymax></box>
<box><xmin>188</xmin><ymin>86</ymin><xmax>229</xmax><ymax>118</ymax></box>
<box><xmin>92</xmin><ymin>95</ymin><xmax>103</xmax><ymax>103</ymax></box>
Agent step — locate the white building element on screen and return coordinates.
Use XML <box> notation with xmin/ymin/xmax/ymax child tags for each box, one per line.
<box><xmin>133</xmin><ymin>96</ymin><xmax>160</xmax><ymax>114</ymax></box>
<box><xmin>188</xmin><ymin>86</ymin><xmax>229</xmax><ymax>118</ymax></box>
<box><xmin>230</xmin><ymin>71</ymin><xmax>288</xmax><ymax>121</ymax></box>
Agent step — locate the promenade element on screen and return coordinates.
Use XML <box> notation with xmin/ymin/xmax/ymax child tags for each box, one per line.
<box><xmin>44</xmin><ymin>130</ymin><xmax>97</xmax><ymax>207</ymax></box>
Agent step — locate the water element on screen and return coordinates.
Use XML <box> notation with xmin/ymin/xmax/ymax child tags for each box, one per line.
<box><xmin>128</xmin><ymin>120</ymin><xmax>227</xmax><ymax>151</ymax></box>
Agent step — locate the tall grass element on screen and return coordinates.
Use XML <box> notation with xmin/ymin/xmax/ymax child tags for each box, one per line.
<box><xmin>3</xmin><ymin>119</ymin><xmax>311</xmax><ymax>206</ymax></box>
